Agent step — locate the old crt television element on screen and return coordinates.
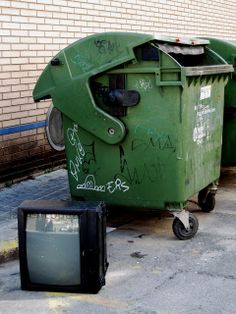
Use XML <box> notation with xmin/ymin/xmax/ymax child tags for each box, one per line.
<box><xmin>18</xmin><ymin>200</ymin><xmax>108</xmax><ymax>293</ymax></box>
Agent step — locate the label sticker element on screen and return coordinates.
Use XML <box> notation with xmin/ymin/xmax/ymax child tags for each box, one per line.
<box><xmin>192</xmin><ymin>104</ymin><xmax>216</xmax><ymax>145</ymax></box>
<box><xmin>200</xmin><ymin>85</ymin><xmax>211</xmax><ymax>100</ymax></box>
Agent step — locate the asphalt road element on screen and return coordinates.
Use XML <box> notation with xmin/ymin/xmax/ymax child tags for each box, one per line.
<box><xmin>0</xmin><ymin>168</ymin><xmax>236</xmax><ymax>313</ymax></box>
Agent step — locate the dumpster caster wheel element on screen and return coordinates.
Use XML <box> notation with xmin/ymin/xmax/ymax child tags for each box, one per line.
<box><xmin>172</xmin><ymin>213</ymin><xmax>199</xmax><ymax>240</ymax></box>
<box><xmin>198</xmin><ymin>189</ymin><xmax>215</xmax><ymax>212</ymax></box>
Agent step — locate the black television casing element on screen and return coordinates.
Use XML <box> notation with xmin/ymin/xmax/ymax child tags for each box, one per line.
<box><xmin>18</xmin><ymin>199</ymin><xmax>108</xmax><ymax>294</ymax></box>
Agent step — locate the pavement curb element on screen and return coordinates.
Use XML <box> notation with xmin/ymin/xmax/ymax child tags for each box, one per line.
<box><xmin>0</xmin><ymin>240</ymin><xmax>18</xmax><ymax>264</ymax></box>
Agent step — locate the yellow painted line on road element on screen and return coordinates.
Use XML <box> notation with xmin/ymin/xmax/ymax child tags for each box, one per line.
<box><xmin>45</xmin><ymin>292</ymin><xmax>128</xmax><ymax>310</ymax></box>
<box><xmin>70</xmin><ymin>294</ymin><xmax>129</xmax><ymax>310</ymax></box>
<box><xmin>0</xmin><ymin>240</ymin><xmax>18</xmax><ymax>263</ymax></box>
<box><xmin>0</xmin><ymin>240</ymin><xmax>18</xmax><ymax>252</ymax></box>
<box><xmin>48</xmin><ymin>298</ymin><xmax>70</xmax><ymax>313</ymax></box>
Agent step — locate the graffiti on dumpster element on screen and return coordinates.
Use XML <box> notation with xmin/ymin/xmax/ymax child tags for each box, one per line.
<box><xmin>71</xmin><ymin>53</ymin><xmax>94</xmax><ymax>72</ymax></box>
<box><xmin>77</xmin><ymin>174</ymin><xmax>129</xmax><ymax>194</ymax></box>
<box><xmin>94</xmin><ymin>39</ymin><xmax>122</xmax><ymax>55</ymax></box>
<box><xmin>111</xmin><ymin>145</ymin><xmax>164</xmax><ymax>186</ymax></box>
<box><xmin>192</xmin><ymin>103</ymin><xmax>216</xmax><ymax>145</ymax></box>
<box><xmin>77</xmin><ymin>175</ymin><xmax>105</xmax><ymax>192</ymax></box>
<box><xmin>132</xmin><ymin>125</ymin><xmax>176</xmax><ymax>153</ymax></box>
<box><xmin>131</xmin><ymin>136</ymin><xmax>176</xmax><ymax>152</ymax></box>
<box><xmin>67</xmin><ymin>124</ymin><xmax>130</xmax><ymax>194</ymax></box>
<box><xmin>67</xmin><ymin>124</ymin><xmax>86</xmax><ymax>181</ymax></box>
<box><xmin>135</xmin><ymin>78</ymin><xmax>153</xmax><ymax>92</ymax></box>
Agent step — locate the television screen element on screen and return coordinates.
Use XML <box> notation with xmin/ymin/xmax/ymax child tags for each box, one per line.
<box><xmin>18</xmin><ymin>200</ymin><xmax>108</xmax><ymax>293</ymax></box>
<box><xmin>26</xmin><ymin>213</ymin><xmax>81</xmax><ymax>286</ymax></box>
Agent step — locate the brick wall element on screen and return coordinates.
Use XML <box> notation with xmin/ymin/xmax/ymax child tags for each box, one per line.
<box><xmin>1</xmin><ymin>0</ymin><xmax>236</xmax><ymax>185</ymax></box>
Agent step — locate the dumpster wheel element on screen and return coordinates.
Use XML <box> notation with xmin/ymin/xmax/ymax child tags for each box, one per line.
<box><xmin>172</xmin><ymin>213</ymin><xmax>199</xmax><ymax>240</ymax></box>
<box><xmin>198</xmin><ymin>188</ymin><xmax>216</xmax><ymax>212</ymax></box>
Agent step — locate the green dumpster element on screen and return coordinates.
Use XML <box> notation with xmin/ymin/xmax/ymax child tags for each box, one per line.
<box><xmin>33</xmin><ymin>32</ymin><xmax>233</xmax><ymax>240</ymax></box>
<box><xmin>205</xmin><ymin>38</ymin><xmax>236</xmax><ymax>166</ymax></box>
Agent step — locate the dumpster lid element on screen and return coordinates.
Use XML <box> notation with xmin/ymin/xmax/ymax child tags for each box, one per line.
<box><xmin>154</xmin><ymin>37</ymin><xmax>209</xmax><ymax>55</ymax></box>
<box><xmin>33</xmin><ymin>32</ymin><xmax>155</xmax><ymax>145</ymax></box>
<box><xmin>157</xmin><ymin>43</ymin><xmax>204</xmax><ymax>55</ymax></box>
<box><xmin>154</xmin><ymin>36</ymin><xmax>209</xmax><ymax>46</ymax></box>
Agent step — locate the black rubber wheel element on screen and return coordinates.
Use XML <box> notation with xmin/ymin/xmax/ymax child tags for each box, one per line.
<box><xmin>172</xmin><ymin>213</ymin><xmax>199</xmax><ymax>240</ymax></box>
<box><xmin>201</xmin><ymin>192</ymin><xmax>215</xmax><ymax>212</ymax></box>
<box><xmin>198</xmin><ymin>189</ymin><xmax>215</xmax><ymax>212</ymax></box>
<box><xmin>198</xmin><ymin>188</ymin><xmax>208</xmax><ymax>208</ymax></box>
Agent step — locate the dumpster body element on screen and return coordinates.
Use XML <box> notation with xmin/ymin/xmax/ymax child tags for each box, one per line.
<box><xmin>33</xmin><ymin>33</ymin><xmax>233</xmax><ymax>239</ymax></box>
<box><xmin>206</xmin><ymin>38</ymin><xmax>236</xmax><ymax>165</ymax></box>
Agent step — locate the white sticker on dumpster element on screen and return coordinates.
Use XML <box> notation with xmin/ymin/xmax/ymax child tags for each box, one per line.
<box><xmin>193</xmin><ymin>104</ymin><xmax>216</xmax><ymax>145</ymax></box>
<box><xmin>200</xmin><ymin>85</ymin><xmax>211</xmax><ymax>100</ymax></box>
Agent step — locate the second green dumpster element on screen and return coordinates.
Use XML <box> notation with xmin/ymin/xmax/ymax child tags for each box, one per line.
<box><xmin>33</xmin><ymin>33</ymin><xmax>233</xmax><ymax>240</ymax></box>
<box><xmin>205</xmin><ymin>38</ymin><xmax>236</xmax><ymax>166</ymax></box>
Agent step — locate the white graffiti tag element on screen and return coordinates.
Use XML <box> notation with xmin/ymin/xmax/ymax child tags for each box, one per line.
<box><xmin>67</xmin><ymin>123</ymin><xmax>130</xmax><ymax>194</ymax></box>
<box><xmin>106</xmin><ymin>177</ymin><xmax>130</xmax><ymax>194</ymax></box>
<box><xmin>67</xmin><ymin>124</ymin><xmax>85</xmax><ymax>181</ymax></box>
<box><xmin>77</xmin><ymin>175</ymin><xmax>105</xmax><ymax>192</ymax></box>
<box><xmin>77</xmin><ymin>175</ymin><xmax>129</xmax><ymax>194</ymax></box>
<box><xmin>135</xmin><ymin>78</ymin><xmax>153</xmax><ymax>91</ymax></box>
